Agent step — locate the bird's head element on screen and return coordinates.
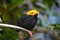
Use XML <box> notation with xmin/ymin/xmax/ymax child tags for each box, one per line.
<box><xmin>26</xmin><ymin>10</ymin><xmax>39</xmax><ymax>16</ymax></box>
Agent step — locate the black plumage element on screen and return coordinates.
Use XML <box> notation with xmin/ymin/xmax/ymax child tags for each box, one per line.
<box><xmin>17</xmin><ymin>14</ymin><xmax>37</xmax><ymax>30</ymax></box>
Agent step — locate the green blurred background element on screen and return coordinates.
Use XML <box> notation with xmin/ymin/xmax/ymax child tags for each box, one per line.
<box><xmin>0</xmin><ymin>0</ymin><xmax>60</xmax><ymax>40</ymax></box>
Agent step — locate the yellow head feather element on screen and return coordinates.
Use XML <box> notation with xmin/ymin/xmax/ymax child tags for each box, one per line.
<box><xmin>26</xmin><ymin>10</ymin><xmax>39</xmax><ymax>16</ymax></box>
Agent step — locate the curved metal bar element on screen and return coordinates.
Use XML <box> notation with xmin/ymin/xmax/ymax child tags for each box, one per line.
<box><xmin>0</xmin><ymin>23</ymin><xmax>32</xmax><ymax>37</ymax></box>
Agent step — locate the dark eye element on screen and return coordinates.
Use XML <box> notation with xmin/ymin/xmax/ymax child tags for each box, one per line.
<box><xmin>32</xmin><ymin>13</ymin><xmax>33</xmax><ymax>14</ymax></box>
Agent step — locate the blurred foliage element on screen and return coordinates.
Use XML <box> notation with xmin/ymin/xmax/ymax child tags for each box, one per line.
<box><xmin>51</xmin><ymin>24</ymin><xmax>60</xmax><ymax>30</ymax></box>
<box><xmin>0</xmin><ymin>28</ymin><xmax>17</xmax><ymax>40</ymax></box>
<box><xmin>0</xmin><ymin>0</ymin><xmax>23</xmax><ymax>40</ymax></box>
<box><xmin>0</xmin><ymin>0</ymin><xmax>60</xmax><ymax>40</ymax></box>
<box><xmin>43</xmin><ymin>0</ymin><xmax>56</xmax><ymax>8</ymax></box>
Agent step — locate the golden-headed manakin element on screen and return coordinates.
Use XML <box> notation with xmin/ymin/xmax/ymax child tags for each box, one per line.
<box><xmin>17</xmin><ymin>10</ymin><xmax>39</xmax><ymax>30</ymax></box>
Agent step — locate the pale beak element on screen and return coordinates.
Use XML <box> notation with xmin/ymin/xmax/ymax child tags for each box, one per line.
<box><xmin>37</xmin><ymin>11</ymin><xmax>39</xmax><ymax>14</ymax></box>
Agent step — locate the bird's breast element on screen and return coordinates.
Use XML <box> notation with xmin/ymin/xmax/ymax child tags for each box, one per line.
<box><xmin>17</xmin><ymin>15</ymin><xmax>37</xmax><ymax>30</ymax></box>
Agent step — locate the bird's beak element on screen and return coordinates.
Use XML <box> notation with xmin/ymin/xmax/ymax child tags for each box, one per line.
<box><xmin>37</xmin><ymin>11</ymin><xmax>39</xmax><ymax>14</ymax></box>
<box><xmin>35</xmin><ymin>12</ymin><xmax>39</xmax><ymax>16</ymax></box>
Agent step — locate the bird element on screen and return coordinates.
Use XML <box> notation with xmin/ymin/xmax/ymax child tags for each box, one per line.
<box><xmin>17</xmin><ymin>10</ymin><xmax>39</xmax><ymax>31</ymax></box>
<box><xmin>17</xmin><ymin>10</ymin><xmax>39</xmax><ymax>40</ymax></box>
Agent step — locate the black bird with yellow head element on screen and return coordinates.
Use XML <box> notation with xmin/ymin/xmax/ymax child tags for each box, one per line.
<box><xmin>17</xmin><ymin>10</ymin><xmax>39</xmax><ymax>30</ymax></box>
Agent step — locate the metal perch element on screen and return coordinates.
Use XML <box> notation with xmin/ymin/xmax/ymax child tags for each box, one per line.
<box><xmin>0</xmin><ymin>23</ymin><xmax>32</xmax><ymax>37</ymax></box>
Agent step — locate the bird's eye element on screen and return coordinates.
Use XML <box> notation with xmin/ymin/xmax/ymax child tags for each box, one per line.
<box><xmin>32</xmin><ymin>13</ymin><xmax>33</xmax><ymax>14</ymax></box>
